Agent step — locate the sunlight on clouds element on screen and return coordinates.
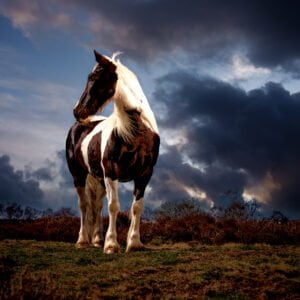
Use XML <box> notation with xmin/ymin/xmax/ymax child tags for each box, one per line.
<box><xmin>184</xmin><ymin>186</ymin><xmax>206</xmax><ymax>199</ymax></box>
<box><xmin>242</xmin><ymin>191</ymin><xmax>255</xmax><ymax>202</ymax></box>
<box><xmin>243</xmin><ymin>172</ymin><xmax>281</xmax><ymax>204</ymax></box>
<box><xmin>0</xmin><ymin>1</ymin><xmax>73</xmax><ymax>38</ymax></box>
<box><xmin>182</xmin><ymin>154</ymin><xmax>207</xmax><ymax>173</ymax></box>
<box><xmin>160</xmin><ymin>128</ymin><xmax>187</xmax><ymax>148</ymax></box>
<box><xmin>231</xmin><ymin>55</ymin><xmax>271</xmax><ymax>79</ymax></box>
<box><xmin>212</xmin><ymin>53</ymin><xmax>273</xmax><ymax>88</ymax></box>
<box><xmin>151</xmin><ymin>170</ymin><xmax>213</xmax><ymax>208</ymax></box>
<box><xmin>2</xmin><ymin>2</ymin><xmax>37</xmax><ymax>34</ymax></box>
<box><xmin>210</xmin><ymin>54</ymin><xmax>300</xmax><ymax>93</ymax></box>
<box><xmin>184</xmin><ymin>184</ymin><xmax>214</xmax><ymax>208</ymax></box>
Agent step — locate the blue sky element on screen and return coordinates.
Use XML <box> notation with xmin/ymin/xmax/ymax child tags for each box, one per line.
<box><xmin>0</xmin><ymin>0</ymin><xmax>300</xmax><ymax>218</ymax></box>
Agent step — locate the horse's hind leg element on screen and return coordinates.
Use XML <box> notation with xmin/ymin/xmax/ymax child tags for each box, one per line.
<box><xmin>86</xmin><ymin>174</ymin><xmax>106</xmax><ymax>247</ymax></box>
<box><xmin>126</xmin><ymin>175</ymin><xmax>151</xmax><ymax>252</ymax></box>
<box><xmin>76</xmin><ymin>185</ymin><xmax>90</xmax><ymax>248</ymax></box>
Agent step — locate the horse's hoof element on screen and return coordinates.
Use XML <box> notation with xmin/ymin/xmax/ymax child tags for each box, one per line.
<box><xmin>92</xmin><ymin>241</ymin><xmax>104</xmax><ymax>248</ymax></box>
<box><xmin>76</xmin><ymin>242</ymin><xmax>89</xmax><ymax>249</ymax></box>
<box><xmin>126</xmin><ymin>244</ymin><xmax>146</xmax><ymax>253</ymax></box>
<box><xmin>104</xmin><ymin>246</ymin><xmax>120</xmax><ymax>254</ymax></box>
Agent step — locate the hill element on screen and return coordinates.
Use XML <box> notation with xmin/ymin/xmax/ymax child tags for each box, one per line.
<box><xmin>1</xmin><ymin>240</ymin><xmax>299</xmax><ymax>299</ymax></box>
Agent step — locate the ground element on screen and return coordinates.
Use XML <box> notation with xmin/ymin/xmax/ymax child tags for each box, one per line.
<box><xmin>0</xmin><ymin>240</ymin><xmax>299</xmax><ymax>299</ymax></box>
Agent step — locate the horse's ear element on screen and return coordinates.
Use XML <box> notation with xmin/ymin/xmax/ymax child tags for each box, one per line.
<box><xmin>94</xmin><ymin>50</ymin><xmax>111</xmax><ymax>66</ymax></box>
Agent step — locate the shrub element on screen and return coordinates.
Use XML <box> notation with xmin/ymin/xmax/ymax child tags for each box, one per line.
<box><xmin>0</xmin><ymin>202</ymin><xmax>299</xmax><ymax>245</ymax></box>
<box><xmin>155</xmin><ymin>199</ymin><xmax>205</xmax><ymax>219</ymax></box>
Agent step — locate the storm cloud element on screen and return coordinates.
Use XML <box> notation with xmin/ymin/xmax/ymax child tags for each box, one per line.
<box><xmin>0</xmin><ymin>154</ymin><xmax>44</xmax><ymax>207</ymax></box>
<box><xmin>85</xmin><ymin>0</ymin><xmax>300</xmax><ymax>71</ymax></box>
<box><xmin>1</xmin><ymin>0</ymin><xmax>300</xmax><ymax>72</ymax></box>
<box><xmin>151</xmin><ymin>72</ymin><xmax>300</xmax><ymax>217</ymax></box>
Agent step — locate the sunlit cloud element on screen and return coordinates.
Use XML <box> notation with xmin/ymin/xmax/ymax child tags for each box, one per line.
<box><xmin>243</xmin><ymin>172</ymin><xmax>281</xmax><ymax>204</ymax></box>
<box><xmin>230</xmin><ymin>55</ymin><xmax>271</xmax><ymax>79</ymax></box>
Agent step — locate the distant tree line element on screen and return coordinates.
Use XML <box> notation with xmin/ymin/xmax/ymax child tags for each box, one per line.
<box><xmin>0</xmin><ymin>198</ymin><xmax>290</xmax><ymax>224</ymax></box>
<box><xmin>154</xmin><ymin>198</ymin><xmax>289</xmax><ymax>223</ymax></box>
<box><xmin>0</xmin><ymin>200</ymin><xmax>298</xmax><ymax>245</ymax></box>
<box><xmin>0</xmin><ymin>203</ymin><xmax>77</xmax><ymax>220</ymax></box>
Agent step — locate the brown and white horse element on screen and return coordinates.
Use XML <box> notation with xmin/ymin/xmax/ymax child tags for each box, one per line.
<box><xmin>66</xmin><ymin>50</ymin><xmax>160</xmax><ymax>253</ymax></box>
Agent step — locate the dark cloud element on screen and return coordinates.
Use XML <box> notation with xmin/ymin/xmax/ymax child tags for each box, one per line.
<box><xmin>56</xmin><ymin>150</ymin><xmax>74</xmax><ymax>188</ymax></box>
<box><xmin>150</xmin><ymin>146</ymin><xmax>247</xmax><ymax>210</ymax></box>
<box><xmin>0</xmin><ymin>154</ymin><xmax>44</xmax><ymax>207</ymax></box>
<box><xmin>2</xmin><ymin>0</ymin><xmax>299</xmax><ymax>71</ymax></box>
<box><xmin>31</xmin><ymin>168</ymin><xmax>53</xmax><ymax>181</ymax></box>
<box><xmin>65</xmin><ymin>0</ymin><xmax>300</xmax><ymax>71</ymax></box>
<box><xmin>0</xmin><ymin>153</ymin><xmax>77</xmax><ymax>211</ymax></box>
<box><xmin>25</xmin><ymin>165</ymin><xmax>54</xmax><ymax>181</ymax></box>
<box><xmin>152</xmin><ymin>72</ymin><xmax>300</xmax><ymax>218</ymax></box>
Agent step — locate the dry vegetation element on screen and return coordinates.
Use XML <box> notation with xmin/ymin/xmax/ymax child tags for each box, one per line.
<box><xmin>0</xmin><ymin>211</ymin><xmax>299</xmax><ymax>246</ymax></box>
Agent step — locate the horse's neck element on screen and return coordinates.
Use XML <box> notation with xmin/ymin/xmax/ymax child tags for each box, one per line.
<box><xmin>112</xmin><ymin>99</ymin><xmax>158</xmax><ymax>143</ymax></box>
<box><xmin>112</xmin><ymin>104</ymin><xmax>137</xmax><ymax>143</ymax></box>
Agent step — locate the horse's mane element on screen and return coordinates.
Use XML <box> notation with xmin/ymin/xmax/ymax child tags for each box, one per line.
<box><xmin>111</xmin><ymin>51</ymin><xmax>123</xmax><ymax>63</ymax></box>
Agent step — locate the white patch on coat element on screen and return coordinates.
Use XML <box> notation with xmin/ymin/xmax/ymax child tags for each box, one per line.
<box><xmin>76</xmin><ymin>186</ymin><xmax>89</xmax><ymax>246</ymax></box>
<box><xmin>126</xmin><ymin>197</ymin><xmax>144</xmax><ymax>252</ymax></box>
<box><xmin>81</xmin><ymin>115</ymin><xmax>119</xmax><ymax>172</ymax></box>
<box><xmin>104</xmin><ymin>177</ymin><xmax>120</xmax><ymax>253</ymax></box>
<box><xmin>86</xmin><ymin>115</ymin><xmax>107</xmax><ymax>122</ymax></box>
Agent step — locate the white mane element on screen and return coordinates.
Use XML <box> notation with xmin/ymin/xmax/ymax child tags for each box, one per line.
<box><xmin>111</xmin><ymin>51</ymin><xmax>123</xmax><ymax>63</ymax></box>
<box><xmin>90</xmin><ymin>53</ymin><xmax>158</xmax><ymax>143</ymax></box>
<box><xmin>109</xmin><ymin>53</ymin><xmax>159</xmax><ymax>143</ymax></box>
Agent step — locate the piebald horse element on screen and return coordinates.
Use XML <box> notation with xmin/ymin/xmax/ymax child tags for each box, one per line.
<box><xmin>66</xmin><ymin>51</ymin><xmax>160</xmax><ymax>253</ymax></box>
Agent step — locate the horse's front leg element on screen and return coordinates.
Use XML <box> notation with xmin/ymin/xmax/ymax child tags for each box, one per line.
<box><xmin>104</xmin><ymin>177</ymin><xmax>120</xmax><ymax>254</ymax></box>
<box><xmin>126</xmin><ymin>176</ymin><xmax>151</xmax><ymax>252</ymax></box>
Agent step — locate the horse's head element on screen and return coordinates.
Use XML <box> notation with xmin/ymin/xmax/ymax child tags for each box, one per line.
<box><xmin>73</xmin><ymin>50</ymin><xmax>118</xmax><ymax>122</ymax></box>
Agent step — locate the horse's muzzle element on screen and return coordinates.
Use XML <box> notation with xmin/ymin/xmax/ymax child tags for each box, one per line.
<box><xmin>73</xmin><ymin>108</ymin><xmax>81</xmax><ymax>121</ymax></box>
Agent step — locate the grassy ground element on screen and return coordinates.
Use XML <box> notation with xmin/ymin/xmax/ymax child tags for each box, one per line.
<box><xmin>0</xmin><ymin>240</ymin><xmax>299</xmax><ymax>299</ymax></box>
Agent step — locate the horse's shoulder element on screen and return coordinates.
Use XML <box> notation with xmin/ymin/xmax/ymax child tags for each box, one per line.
<box><xmin>69</xmin><ymin>120</ymin><xmax>104</xmax><ymax>140</ymax></box>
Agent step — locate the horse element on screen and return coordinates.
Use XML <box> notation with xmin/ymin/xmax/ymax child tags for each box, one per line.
<box><xmin>66</xmin><ymin>50</ymin><xmax>160</xmax><ymax>254</ymax></box>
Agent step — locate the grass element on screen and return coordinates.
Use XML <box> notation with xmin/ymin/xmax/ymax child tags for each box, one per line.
<box><xmin>0</xmin><ymin>240</ymin><xmax>299</xmax><ymax>299</ymax></box>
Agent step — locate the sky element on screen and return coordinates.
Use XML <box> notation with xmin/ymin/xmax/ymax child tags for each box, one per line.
<box><xmin>0</xmin><ymin>0</ymin><xmax>300</xmax><ymax>218</ymax></box>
